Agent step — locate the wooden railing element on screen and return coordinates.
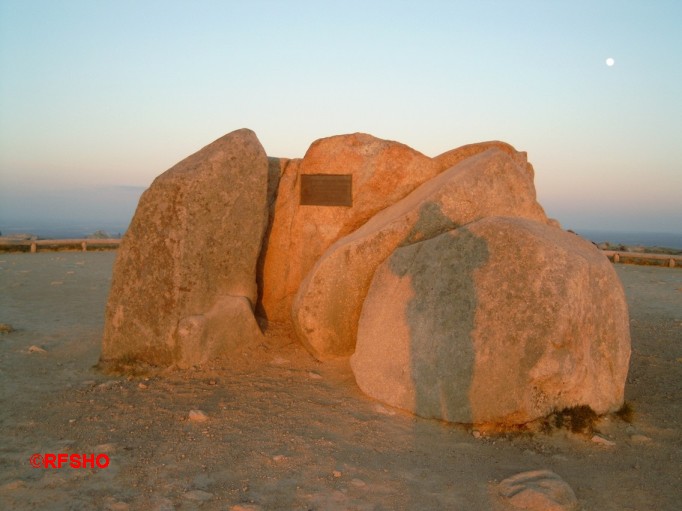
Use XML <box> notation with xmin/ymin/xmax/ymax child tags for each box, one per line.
<box><xmin>1</xmin><ymin>238</ymin><xmax>679</xmax><ymax>268</ymax></box>
<box><xmin>0</xmin><ymin>238</ymin><xmax>121</xmax><ymax>253</ymax></box>
<box><xmin>602</xmin><ymin>250</ymin><xmax>680</xmax><ymax>268</ymax></box>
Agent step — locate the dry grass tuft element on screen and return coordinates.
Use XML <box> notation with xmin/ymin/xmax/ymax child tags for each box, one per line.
<box><xmin>94</xmin><ymin>355</ymin><xmax>160</xmax><ymax>377</ymax></box>
<box><xmin>541</xmin><ymin>405</ymin><xmax>599</xmax><ymax>435</ymax></box>
<box><xmin>614</xmin><ymin>401</ymin><xmax>635</xmax><ymax>423</ymax></box>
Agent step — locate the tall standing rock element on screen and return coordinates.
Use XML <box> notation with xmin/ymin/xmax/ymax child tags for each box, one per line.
<box><xmin>351</xmin><ymin>216</ymin><xmax>631</xmax><ymax>426</ymax></box>
<box><xmin>259</xmin><ymin>133</ymin><xmax>443</xmax><ymax>323</ymax></box>
<box><xmin>101</xmin><ymin>129</ymin><xmax>269</xmax><ymax>368</ymax></box>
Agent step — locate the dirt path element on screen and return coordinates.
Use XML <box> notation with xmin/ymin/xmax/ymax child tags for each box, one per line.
<box><xmin>1</xmin><ymin>253</ymin><xmax>680</xmax><ymax>510</ymax></box>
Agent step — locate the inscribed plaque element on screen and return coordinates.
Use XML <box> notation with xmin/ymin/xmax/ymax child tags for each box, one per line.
<box><xmin>300</xmin><ymin>174</ymin><xmax>352</xmax><ymax>207</ymax></box>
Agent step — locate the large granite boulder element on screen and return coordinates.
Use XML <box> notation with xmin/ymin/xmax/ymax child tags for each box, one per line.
<box><xmin>99</xmin><ymin>128</ymin><xmax>630</xmax><ymax>429</ymax></box>
<box><xmin>351</xmin><ymin>216</ymin><xmax>631</xmax><ymax>426</ymax></box>
<box><xmin>101</xmin><ymin>129</ymin><xmax>269</xmax><ymax>368</ymax></box>
<box><xmin>292</xmin><ymin>147</ymin><xmax>549</xmax><ymax>360</ymax></box>
<box><xmin>259</xmin><ymin>133</ymin><xmax>443</xmax><ymax>323</ymax></box>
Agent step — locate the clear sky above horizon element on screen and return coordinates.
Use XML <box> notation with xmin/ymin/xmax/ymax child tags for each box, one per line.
<box><xmin>1</xmin><ymin>0</ymin><xmax>681</xmax><ymax>233</ymax></box>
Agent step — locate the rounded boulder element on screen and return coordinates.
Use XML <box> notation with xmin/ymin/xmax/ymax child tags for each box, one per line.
<box><xmin>351</xmin><ymin>216</ymin><xmax>631</xmax><ymax>426</ymax></box>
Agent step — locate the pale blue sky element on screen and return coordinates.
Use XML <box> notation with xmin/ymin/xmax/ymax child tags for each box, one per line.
<box><xmin>1</xmin><ymin>0</ymin><xmax>680</xmax><ymax>234</ymax></box>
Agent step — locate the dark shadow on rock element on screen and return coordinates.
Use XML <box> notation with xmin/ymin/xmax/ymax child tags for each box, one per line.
<box><xmin>388</xmin><ymin>202</ymin><xmax>489</xmax><ymax>423</ymax></box>
<box><xmin>255</xmin><ymin>157</ymin><xmax>285</xmax><ymax>328</ymax></box>
<box><xmin>400</xmin><ymin>200</ymin><xmax>459</xmax><ymax>247</ymax></box>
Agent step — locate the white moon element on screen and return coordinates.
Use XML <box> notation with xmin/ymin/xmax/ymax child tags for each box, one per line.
<box><xmin>606</xmin><ymin>57</ymin><xmax>615</xmax><ymax>67</ymax></box>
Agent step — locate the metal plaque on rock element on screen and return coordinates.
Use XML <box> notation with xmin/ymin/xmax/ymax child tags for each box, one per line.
<box><xmin>300</xmin><ymin>174</ymin><xmax>353</xmax><ymax>207</ymax></box>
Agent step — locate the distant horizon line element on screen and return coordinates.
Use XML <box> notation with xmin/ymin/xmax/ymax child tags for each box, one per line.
<box><xmin>1</xmin><ymin>224</ymin><xmax>681</xmax><ymax>249</ymax></box>
<box><xmin>1</xmin><ymin>222</ymin><xmax>681</xmax><ymax>235</ymax></box>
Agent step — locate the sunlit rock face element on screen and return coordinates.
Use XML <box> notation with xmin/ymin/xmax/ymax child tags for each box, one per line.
<box><xmin>260</xmin><ymin>138</ymin><xmax>539</xmax><ymax>326</ymax></box>
<box><xmin>351</xmin><ymin>217</ymin><xmax>631</xmax><ymax>426</ymax></box>
<box><xmin>101</xmin><ymin>129</ymin><xmax>269</xmax><ymax>368</ymax></box>
<box><xmin>259</xmin><ymin>133</ymin><xmax>442</xmax><ymax>325</ymax></box>
<box><xmin>292</xmin><ymin>147</ymin><xmax>549</xmax><ymax>360</ymax></box>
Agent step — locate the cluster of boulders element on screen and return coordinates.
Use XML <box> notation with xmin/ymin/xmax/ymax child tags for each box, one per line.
<box><xmin>101</xmin><ymin>128</ymin><xmax>631</xmax><ymax>427</ymax></box>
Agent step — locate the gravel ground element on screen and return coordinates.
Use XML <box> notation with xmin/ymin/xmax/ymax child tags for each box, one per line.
<box><xmin>0</xmin><ymin>252</ymin><xmax>680</xmax><ymax>510</ymax></box>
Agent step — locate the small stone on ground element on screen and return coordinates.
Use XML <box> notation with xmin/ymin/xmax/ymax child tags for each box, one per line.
<box><xmin>188</xmin><ymin>409</ymin><xmax>209</xmax><ymax>422</ymax></box>
<box><xmin>183</xmin><ymin>489</ymin><xmax>213</xmax><ymax>501</ymax></box>
<box><xmin>229</xmin><ymin>505</ymin><xmax>263</xmax><ymax>511</ymax></box>
<box><xmin>495</xmin><ymin>469</ymin><xmax>579</xmax><ymax>511</ymax></box>
<box><xmin>591</xmin><ymin>434</ymin><xmax>616</xmax><ymax>447</ymax></box>
<box><xmin>629</xmin><ymin>434</ymin><xmax>652</xmax><ymax>444</ymax></box>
